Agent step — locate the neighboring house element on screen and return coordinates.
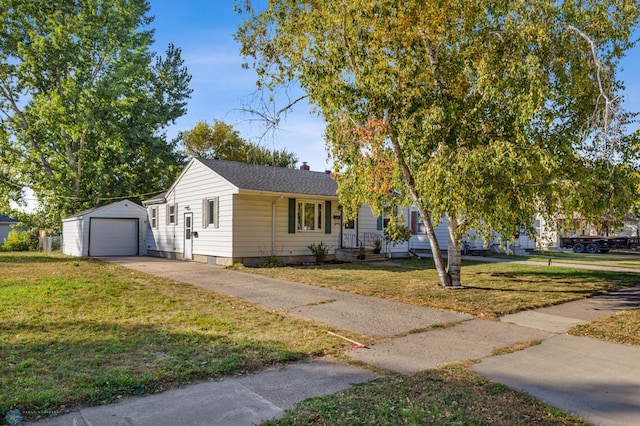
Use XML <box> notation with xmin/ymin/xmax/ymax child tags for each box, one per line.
<box><xmin>345</xmin><ymin>206</ymin><xmax>555</xmax><ymax>256</ymax></box>
<box><xmin>61</xmin><ymin>199</ymin><xmax>148</xmax><ymax>257</ymax></box>
<box><xmin>143</xmin><ymin>158</ymin><xmax>340</xmax><ymax>266</ymax></box>
<box><xmin>0</xmin><ymin>215</ymin><xmax>20</xmax><ymax>243</ymax></box>
<box><xmin>622</xmin><ymin>214</ymin><xmax>640</xmax><ymax>239</ymax></box>
<box><xmin>352</xmin><ymin>206</ymin><xmax>640</xmax><ymax>255</ymax></box>
<box><xmin>341</xmin><ymin>205</ymin><xmax>450</xmax><ymax>256</ymax></box>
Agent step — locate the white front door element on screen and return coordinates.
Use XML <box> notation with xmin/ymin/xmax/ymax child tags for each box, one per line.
<box><xmin>184</xmin><ymin>212</ymin><xmax>193</xmax><ymax>260</ymax></box>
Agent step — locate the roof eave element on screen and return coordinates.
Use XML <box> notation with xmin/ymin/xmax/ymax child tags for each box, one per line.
<box><xmin>238</xmin><ymin>188</ymin><xmax>339</xmax><ymax>199</ymax></box>
<box><xmin>142</xmin><ymin>197</ymin><xmax>167</xmax><ymax>206</ymax></box>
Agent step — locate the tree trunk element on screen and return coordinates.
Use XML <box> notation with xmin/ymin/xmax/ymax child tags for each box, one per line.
<box><xmin>422</xmin><ymin>213</ymin><xmax>452</xmax><ymax>287</ymax></box>
<box><xmin>387</xmin><ymin>130</ymin><xmax>452</xmax><ymax>288</ymax></box>
<box><xmin>446</xmin><ymin>218</ymin><xmax>463</xmax><ymax>287</ymax></box>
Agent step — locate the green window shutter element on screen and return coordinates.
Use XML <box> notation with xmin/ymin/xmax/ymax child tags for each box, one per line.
<box><xmin>288</xmin><ymin>198</ymin><xmax>296</xmax><ymax>233</ymax></box>
<box><xmin>376</xmin><ymin>215</ymin><xmax>383</xmax><ymax>231</ymax></box>
<box><xmin>325</xmin><ymin>201</ymin><xmax>332</xmax><ymax>234</ymax></box>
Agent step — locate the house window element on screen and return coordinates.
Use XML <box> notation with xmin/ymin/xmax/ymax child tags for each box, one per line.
<box><xmin>377</xmin><ymin>211</ymin><xmax>394</xmax><ymax>231</ymax></box>
<box><xmin>150</xmin><ymin>206</ymin><xmax>158</xmax><ymax>229</ymax></box>
<box><xmin>411</xmin><ymin>211</ymin><xmax>426</xmax><ymax>234</ymax></box>
<box><xmin>203</xmin><ymin>197</ymin><xmax>219</xmax><ymax>228</ymax></box>
<box><xmin>167</xmin><ymin>203</ymin><xmax>177</xmax><ymax>225</ymax></box>
<box><xmin>297</xmin><ymin>201</ymin><xmax>322</xmax><ymax>231</ymax></box>
<box><xmin>344</xmin><ymin>219</ymin><xmax>355</xmax><ymax>230</ymax></box>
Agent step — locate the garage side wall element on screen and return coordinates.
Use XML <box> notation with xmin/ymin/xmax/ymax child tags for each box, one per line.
<box><xmin>62</xmin><ymin>218</ymin><xmax>84</xmax><ymax>256</ymax></box>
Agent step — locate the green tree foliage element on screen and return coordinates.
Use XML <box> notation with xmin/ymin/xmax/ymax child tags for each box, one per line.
<box><xmin>181</xmin><ymin>119</ymin><xmax>299</xmax><ymax>168</ymax></box>
<box><xmin>236</xmin><ymin>0</ymin><xmax>640</xmax><ymax>287</ymax></box>
<box><xmin>0</xmin><ymin>0</ymin><xmax>192</xmax><ymax>227</ymax></box>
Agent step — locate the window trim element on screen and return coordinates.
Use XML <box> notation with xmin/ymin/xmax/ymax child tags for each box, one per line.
<box><xmin>150</xmin><ymin>206</ymin><xmax>158</xmax><ymax>229</ymax></box>
<box><xmin>166</xmin><ymin>203</ymin><xmax>178</xmax><ymax>225</ymax></box>
<box><xmin>203</xmin><ymin>197</ymin><xmax>219</xmax><ymax>229</ymax></box>
<box><xmin>296</xmin><ymin>200</ymin><xmax>323</xmax><ymax>232</ymax></box>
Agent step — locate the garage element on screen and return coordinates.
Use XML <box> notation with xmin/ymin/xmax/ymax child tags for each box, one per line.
<box><xmin>89</xmin><ymin>218</ymin><xmax>139</xmax><ymax>256</ymax></box>
<box><xmin>62</xmin><ymin>199</ymin><xmax>148</xmax><ymax>257</ymax></box>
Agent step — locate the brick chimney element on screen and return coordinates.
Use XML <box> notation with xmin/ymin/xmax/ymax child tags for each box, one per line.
<box><xmin>300</xmin><ymin>162</ymin><xmax>310</xmax><ymax>171</ymax></box>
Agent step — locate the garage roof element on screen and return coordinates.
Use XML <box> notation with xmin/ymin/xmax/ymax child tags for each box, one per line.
<box><xmin>62</xmin><ymin>199</ymin><xmax>146</xmax><ymax>221</ymax></box>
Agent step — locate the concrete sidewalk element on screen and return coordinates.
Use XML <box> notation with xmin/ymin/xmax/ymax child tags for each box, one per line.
<box><xmin>472</xmin><ymin>334</ymin><xmax>640</xmax><ymax>426</ymax></box>
<box><xmin>26</xmin><ymin>360</ymin><xmax>376</xmax><ymax>426</ymax></box>
<box><xmin>27</xmin><ymin>256</ymin><xmax>640</xmax><ymax>425</ymax></box>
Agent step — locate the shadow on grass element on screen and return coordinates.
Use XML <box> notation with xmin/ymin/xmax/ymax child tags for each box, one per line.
<box><xmin>0</xmin><ymin>318</ymin><xmax>306</xmax><ymax>421</ymax></box>
<box><xmin>483</xmin><ymin>269</ymin><xmax>640</xmax><ymax>284</ymax></box>
<box><xmin>462</xmin><ymin>285</ymin><xmax>612</xmax><ymax>296</ymax></box>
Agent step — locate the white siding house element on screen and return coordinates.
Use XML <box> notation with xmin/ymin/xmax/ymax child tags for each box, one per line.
<box><xmin>346</xmin><ymin>206</ymin><xmax>554</xmax><ymax>256</ymax></box>
<box><xmin>61</xmin><ymin>199</ymin><xmax>148</xmax><ymax>257</ymax></box>
<box><xmin>340</xmin><ymin>205</ymin><xmax>444</xmax><ymax>257</ymax></box>
<box><xmin>143</xmin><ymin>158</ymin><xmax>340</xmax><ymax>266</ymax></box>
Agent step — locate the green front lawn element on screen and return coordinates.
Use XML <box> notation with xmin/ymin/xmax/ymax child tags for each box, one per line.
<box><xmin>0</xmin><ymin>253</ymin><xmax>340</xmax><ymax>420</ymax></box>
<box><xmin>247</xmin><ymin>258</ymin><xmax>639</xmax><ymax>319</ymax></box>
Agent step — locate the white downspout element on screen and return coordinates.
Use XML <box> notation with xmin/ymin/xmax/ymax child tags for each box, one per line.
<box><xmin>272</xmin><ymin>195</ymin><xmax>284</xmax><ymax>256</ymax></box>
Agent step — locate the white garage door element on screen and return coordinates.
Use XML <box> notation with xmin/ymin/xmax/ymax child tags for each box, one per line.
<box><xmin>89</xmin><ymin>218</ymin><xmax>138</xmax><ymax>256</ymax></box>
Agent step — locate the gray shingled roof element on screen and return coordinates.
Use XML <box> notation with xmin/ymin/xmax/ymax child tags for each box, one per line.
<box><xmin>197</xmin><ymin>158</ymin><xmax>338</xmax><ymax>197</ymax></box>
<box><xmin>143</xmin><ymin>192</ymin><xmax>167</xmax><ymax>204</ymax></box>
<box><xmin>0</xmin><ymin>215</ymin><xmax>18</xmax><ymax>223</ymax></box>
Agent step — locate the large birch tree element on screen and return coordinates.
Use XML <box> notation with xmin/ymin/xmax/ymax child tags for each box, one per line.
<box><xmin>236</xmin><ymin>0</ymin><xmax>639</xmax><ymax>287</ymax></box>
<box><xmin>0</xmin><ymin>0</ymin><xmax>192</xmax><ymax>226</ymax></box>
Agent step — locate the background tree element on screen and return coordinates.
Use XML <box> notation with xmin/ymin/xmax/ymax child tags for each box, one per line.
<box><xmin>181</xmin><ymin>119</ymin><xmax>299</xmax><ymax>168</ymax></box>
<box><xmin>0</xmin><ymin>0</ymin><xmax>192</xmax><ymax>227</ymax></box>
<box><xmin>236</xmin><ymin>0</ymin><xmax>640</xmax><ymax>288</ymax></box>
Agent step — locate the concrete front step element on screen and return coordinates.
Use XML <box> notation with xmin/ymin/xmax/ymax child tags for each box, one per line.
<box><xmin>355</xmin><ymin>253</ymin><xmax>388</xmax><ymax>262</ymax></box>
<box><xmin>336</xmin><ymin>248</ymin><xmax>389</xmax><ymax>263</ymax></box>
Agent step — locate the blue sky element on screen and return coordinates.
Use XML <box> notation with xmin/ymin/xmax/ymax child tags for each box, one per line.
<box><xmin>149</xmin><ymin>0</ymin><xmax>329</xmax><ymax>170</ymax></box>
<box><xmin>148</xmin><ymin>1</ymin><xmax>640</xmax><ymax>171</ymax></box>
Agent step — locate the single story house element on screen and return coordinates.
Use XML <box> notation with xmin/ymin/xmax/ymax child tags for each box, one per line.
<box><xmin>0</xmin><ymin>214</ymin><xmax>20</xmax><ymax>243</ymax></box>
<box><xmin>61</xmin><ymin>199</ymin><xmax>148</xmax><ymax>257</ymax></box>
<box><xmin>143</xmin><ymin>158</ymin><xmax>340</xmax><ymax>266</ymax></box>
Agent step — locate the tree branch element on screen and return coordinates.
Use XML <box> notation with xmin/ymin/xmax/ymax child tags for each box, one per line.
<box><xmin>0</xmin><ymin>79</ymin><xmax>54</xmax><ymax>176</ymax></box>
<box><xmin>340</xmin><ymin>1</ymin><xmax>357</xmax><ymax>74</ymax></box>
<box><xmin>237</xmin><ymin>93</ymin><xmax>308</xmax><ymax>130</ymax></box>
<box><xmin>564</xmin><ymin>23</ymin><xmax>617</xmax><ymax>134</ymax></box>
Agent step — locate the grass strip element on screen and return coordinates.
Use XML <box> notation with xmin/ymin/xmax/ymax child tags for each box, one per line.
<box><xmin>264</xmin><ymin>364</ymin><xmax>589</xmax><ymax>425</ymax></box>
<box><xmin>567</xmin><ymin>309</ymin><xmax>640</xmax><ymax>346</ymax></box>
